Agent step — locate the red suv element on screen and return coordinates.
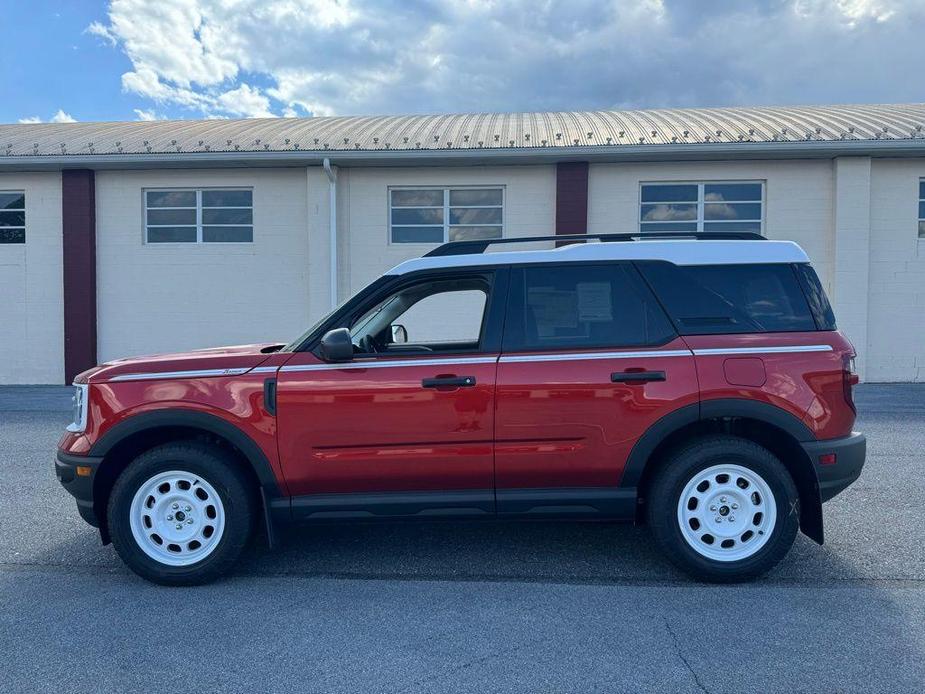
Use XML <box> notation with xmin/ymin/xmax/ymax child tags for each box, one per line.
<box><xmin>56</xmin><ymin>232</ymin><xmax>865</xmax><ymax>585</ymax></box>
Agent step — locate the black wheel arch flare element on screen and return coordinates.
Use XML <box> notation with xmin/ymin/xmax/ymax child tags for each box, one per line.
<box><xmin>622</xmin><ymin>398</ymin><xmax>825</xmax><ymax>544</ymax></box>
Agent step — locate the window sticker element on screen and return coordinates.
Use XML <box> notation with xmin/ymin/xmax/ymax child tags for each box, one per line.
<box><xmin>576</xmin><ymin>282</ymin><xmax>613</xmax><ymax>322</ymax></box>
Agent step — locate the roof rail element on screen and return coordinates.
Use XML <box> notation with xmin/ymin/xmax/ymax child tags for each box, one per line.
<box><xmin>423</xmin><ymin>231</ymin><xmax>765</xmax><ymax>257</ymax></box>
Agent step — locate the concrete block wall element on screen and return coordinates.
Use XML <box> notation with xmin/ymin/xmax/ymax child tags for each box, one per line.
<box><xmin>0</xmin><ymin>172</ymin><xmax>64</xmax><ymax>384</ymax></box>
<box><xmin>95</xmin><ymin>168</ymin><xmax>312</xmax><ymax>361</ymax></box>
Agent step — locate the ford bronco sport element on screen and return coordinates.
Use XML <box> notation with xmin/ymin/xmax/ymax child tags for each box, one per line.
<box><xmin>56</xmin><ymin>232</ymin><xmax>865</xmax><ymax>585</ymax></box>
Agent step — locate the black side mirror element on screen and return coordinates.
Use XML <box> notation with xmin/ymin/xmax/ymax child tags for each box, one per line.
<box><xmin>319</xmin><ymin>328</ymin><xmax>354</xmax><ymax>362</ymax></box>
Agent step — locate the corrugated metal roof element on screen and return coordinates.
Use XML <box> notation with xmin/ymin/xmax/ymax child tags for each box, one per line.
<box><xmin>2</xmin><ymin>103</ymin><xmax>925</xmax><ymax>160</ymax></box>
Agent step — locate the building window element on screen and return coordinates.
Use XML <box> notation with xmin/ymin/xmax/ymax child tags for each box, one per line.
<box><xmin>0</xmin><ymin>191</ymin><xmax>25</xmax><ymax>244</ymax></box>
<box><xmin>639</xmin><ymin>182</ymin><xmax>764</xmax><ymax>234</ymax></box>
<box><xmin>145</xmin><ymin>189</ymin><xmax>253</xmax><ymax>243</ymax></box>
<box><xmin>918</xmin><ymin>180</ymin><xmax>925</xmax><ymax>239</ymax></box>
<box><xmin>390</xmin><ymin>187</ymin><xmax>503</xmax><ymax>243</ymax></box>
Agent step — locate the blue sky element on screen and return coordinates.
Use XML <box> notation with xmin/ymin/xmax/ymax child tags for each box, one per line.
<box><xmin>2</xmin><ymin>0</ymin><xmax>923</xmax><ymax>125</ymax></box>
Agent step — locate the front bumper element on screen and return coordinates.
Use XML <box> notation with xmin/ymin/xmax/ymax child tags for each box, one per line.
<box><xmin>55</xmin><ymin>450</ymin><xmax>103</xmax><ymax>527</ymax></box>
<box><xmin>801</xmin><ymin>432</ymin><xmax>866</xmax><ymax>503</ymax></box>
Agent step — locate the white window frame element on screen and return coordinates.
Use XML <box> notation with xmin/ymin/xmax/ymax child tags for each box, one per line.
<box><xmin>388</xmin><ymin>185</ymin><xmax>505</xmax><ymax>244</ymax></box>
<box><xmin>638</xmin><ymin>181</ymin><xmax>765</xmax><ymax>234</ymax></box>
<box><xmin>0</xmin><ymin>190</ymin><xmax>25</xmax><ymax>244</ymax></box>
<box><xmin>143</xmin><ymin>187</ymin><xmax>254</xmax><ymax>244</ymax></box>
<box><xmin>918</xmin><ymin>179</ymin><xmax>925</xmax><ymax>240</ymax></box>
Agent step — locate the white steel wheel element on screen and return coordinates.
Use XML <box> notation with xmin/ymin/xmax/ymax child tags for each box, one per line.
<box><xmin>677</xmin><ymin>463</ymin><xmax>777</xmax><ymax>562</ymax></box>
<box><xmin>128</xmin><ymin>470</ymin><xmax>226</xmax><ymax>567</ymax></box>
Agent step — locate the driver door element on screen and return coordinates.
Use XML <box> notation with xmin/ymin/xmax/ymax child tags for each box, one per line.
<box><xmin>275</xmin><ymin>269</ymin><xmax>505</xmax><ymax>517</ymax></box>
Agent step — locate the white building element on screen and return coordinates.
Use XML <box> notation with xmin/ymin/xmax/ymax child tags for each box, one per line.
<box><xmin>2</xmin><ymin>103</ymin><xmax>925</xmax><ymax>384</ymax></box>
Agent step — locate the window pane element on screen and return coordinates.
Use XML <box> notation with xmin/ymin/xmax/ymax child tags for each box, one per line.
<box><xmin>504</xmin><ymin>264</ymin><xmax>675</xmax><ymax>351</ymax></box>
<box><xmin>392</xmin><ymin>226</ymin><xmax>444</xmax><ymax>243</ymax></box>
<box><xmin>391</xmin><ymin>208</ymin><xmax>444</xmax><ymax>225</ymax></box>
<box><xmin>638</xmin><ymin>262</ymin><xmax>816</xmax><ymax>334</ymax></box>
<box><xmin>794</xmin><ymin>264</ymin><xmax>836</xmax><ymax>330</ymax></box>
<box><xmin>919</xmin><ymin>181</ymin><xmax>924</xmax><ymax>200</ymax></box>
<box><xmin>203</xmin><ymin>226</ymin><xmax>253</xmax><ymax>242</ymax></box>
<box><xmin>449</xmin><ymin>226</ymin><xmax>502</xmax><ymax>241</ymax></box>
<box><xmin>146</xmin><ymin>208</ymin><xmax>197</xmax><ymax>225</ymax></box>
<box><xmin>641</xmin><ymin>203</ymin><xmax>697</xmax><ymax>222</ymax></box>
<box><xmin>919</xmin><ymin>221</ymin><xmax>925</xmax><ymax>238</ymax></box>
<box><xmin>640</xmin><ymin>222</ymin><xmax>698</xmax><ymax>232</ymax></box>
<box><xmin>0</xmin><ymin>228</ymin><xmax>25</xmax><ymax>243</ymax></box>
<box><xmin>704</xmin><ymin>202</ymin><xmax>762</xmax><ymax>221</ymax></box>
<box><xmin>449</xmin><ymin>189</ymin><xmax>502</xmax><ymax>206</ymax></box>
<box><xmin>0</xmin><ymin>210</ymin><xmax>25</xmax><ymax>227</ymax></box>
<box><xmin>703</xmin><ymin>221</ymin><xmax>762</xmax><ymax>232</ymax></box>
<box><xmin>147</xmin><ymin>226</ymin><xmax>197</xmax><ymax>243</ymax></box>
<box><xmin>396</xmin><ymin>289</ymin><xmax>487</xmax><ymax>344</ymax></box>
<box><xmin>704</xmin><ymin>183</ymin><xmax>762</xmax><ymax>202</ymax></box>
<box><xmin>202</xmin><ymin>190</ymin><xmax>252</xmax><ymax>207</ymax></box>
<box><xmin>449</xmin><ymin>207</ymin><xmax>502</xmax><ymax>225</ymax></box>
<box><xmin>0</xmin><ymin>193</ymin><xmax>24</xmax><ymax>209</ymax></box>
<box><xmin>146</xmin><ymin>190</ymin><xmax>196</xmax><ymax>207</ymax></box>
<box><xmin>202</xmin><ymin>208</ymin><xmax>253</xmax><ymax>225</ymax></box>
<box><xmin>391</xmin><ymin>189</ymin><xmax>443</xmax><ymax>207</ymax></box>
<box><xmin>641</xmin><ymin>184</ymin><xmax>697</xmax><ymax>203</ymax></box>
<box><xmin>919</xmin><ymin>201</ymin><xmax>925</xmax><ymax>220</ymax></box>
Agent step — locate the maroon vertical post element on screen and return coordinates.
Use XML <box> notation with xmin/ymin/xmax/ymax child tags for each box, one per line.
<box><xmin>62</xmin><ymin>169</ymin><xmax>97</xmax><ymax>383</ymax></box>
<box><xmin>555</xmin><ymin>162</ymin><xmax>589</xmax><ymax>245</ymax></box>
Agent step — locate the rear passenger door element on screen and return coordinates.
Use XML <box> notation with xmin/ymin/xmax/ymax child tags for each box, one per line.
<box><xmin>494</xmin><ymin>262</ymin><xmax>698</xmax><ymax>515</ymax></box>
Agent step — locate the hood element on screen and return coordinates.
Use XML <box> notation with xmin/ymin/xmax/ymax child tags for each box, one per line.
<box><xmin>77</xmin><ymin>343</ymin><xmax>285</xmax><ymax>384</ymax></box>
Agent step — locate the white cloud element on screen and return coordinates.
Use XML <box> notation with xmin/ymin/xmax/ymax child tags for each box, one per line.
<box><xmin>18</xmin><ymin>110</ymin><xmax>78</xmax><ymax>124</ymax></box>
<box><xmin>86</xmin><ymin>20</ymin><xmax>117</xmax><ymax>46</ymax></box>
<box><xmin>133</xmin><ymin>108</ymin><xmax>164</xmax><ymax>121</ymax></box>
<box><xmin>50</xmin><ymin>109</ymin><xmax>77</xmax><ymax>123</ymax></box>
<box><xmin>90</xmin><ymin>0</ymin><xmax>923</xmax><ymax>119</ymax></box>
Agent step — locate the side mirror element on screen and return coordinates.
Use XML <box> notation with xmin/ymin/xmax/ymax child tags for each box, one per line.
<box><xmin>319</xmin><ymin>328</ymin><xmax>354</xmax><ymax>362</ymax></box>
<box><xmin>390</xmin><ymin>324</ymin><xmax>408</xmax><ymax>344</ymax></box>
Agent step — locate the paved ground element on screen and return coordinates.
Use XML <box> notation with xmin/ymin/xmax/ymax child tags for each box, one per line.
<box><xmin>1</xmin><ymin>385</ymin><xmax>923</xmax><ymax>693</ymax></box>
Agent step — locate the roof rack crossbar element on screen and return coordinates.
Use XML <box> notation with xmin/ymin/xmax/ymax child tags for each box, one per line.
<box><xmin>423</xmin><ymin>231</ymin><xmax>765</xmax><ymax>257</ymax></box>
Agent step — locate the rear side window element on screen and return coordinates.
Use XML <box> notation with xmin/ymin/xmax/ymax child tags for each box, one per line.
<box><xmin>637</xmin><ymin>262</ymin><xmax>817</xmax><ymax>334</ymax></box>
<box><xmin>503</xmin><ymin>263</ymin><xmax>676</xmax><ymax>351</ymax></box>
<box><xmin>793</xmin><ymin>264</ymin><xmax>836</xmax><ymax>330</ymax></box>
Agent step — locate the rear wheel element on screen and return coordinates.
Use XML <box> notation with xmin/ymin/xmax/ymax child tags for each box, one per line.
<box><xmin>647</xmin><ymin>435</ymin><xmax>799</xmax><ymax>582</ymax></box>
<box><xmin>107</xmin><ymin>442</ymin><xmax>254</xmax><ymax>586</ymax></box>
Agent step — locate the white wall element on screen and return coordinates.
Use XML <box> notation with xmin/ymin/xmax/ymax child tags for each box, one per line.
<box><xmin>587</xmin><ymin>159</ymin><xmax>835</xmax><ymax>288</ymax></box>
<box><xmin>336</xmin><ymin>165</ymin><xmax>557</xmax><ymax>300</ymax></box>
<box><xmin>0</xmin><ymin>172</ymin><xmax>63</xmax><ymax>384</ymax></box>
<box><xmin>867</xmin><ymin>159</ymin><xmax>925</xmax><ymax>382</ymax></box>
<box><xmin>96</xmin><ymin>168</ymin><xmax>311</xmax><ymax>361</ymax></box>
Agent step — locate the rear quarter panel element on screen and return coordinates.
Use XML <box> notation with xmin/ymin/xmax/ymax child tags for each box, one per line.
<box><xmin>685</xmin><ymin>331</ymin><xmax>856</xmax><ymax>439</ymax></box>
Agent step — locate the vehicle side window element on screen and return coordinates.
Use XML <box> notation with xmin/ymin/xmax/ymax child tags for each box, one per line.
<box><xmin>503</xmin><ymin>263</ymin><xmax>675</xmax><ymax>352</ymax></box>
<box><xmin>793</xmin><ymin>263</ymin><xmax>836</xmax><ymax>331</ymax></box>
<box><xmin>637</xmin><ymin>261</ymin><xmax>817</xmax><ymax>334</ymax></box>
<box><xmin>350</xmin><ymin>276</ymin><xmax>490</xmax><ymax>354</ymax></box>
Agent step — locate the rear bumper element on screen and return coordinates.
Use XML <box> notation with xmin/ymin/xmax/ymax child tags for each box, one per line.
<box><xmin>801</xmin><ymin>432</ymin><xmax>866</xmax><ymax>503</ymax></box>
<box><xmin>55</xmin><ymin>450</ymin><xmax>103</xmax><ymax>527</ymax></box>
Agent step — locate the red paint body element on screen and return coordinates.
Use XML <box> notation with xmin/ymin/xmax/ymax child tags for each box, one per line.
<box><xmin>60</xmin><ymin>328</ymin><xmax>857</xmax><ymax>500</ymax></box>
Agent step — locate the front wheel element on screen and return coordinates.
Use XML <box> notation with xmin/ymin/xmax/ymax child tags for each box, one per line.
<box><xmin>646</xmin><ymin>435</ymin><xmax>800</xmax><ymax>582</ymax></box>
<box><xmin>107</xmin><ymin>442</ymin><xmax>255</xmax><ymax>586</ymax></box>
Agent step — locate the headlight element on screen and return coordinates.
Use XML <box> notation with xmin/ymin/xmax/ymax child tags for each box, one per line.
<box><xmin>66</xmin><ymin>384</ymin><xmax>89</xmax><ymax>433</ymax></box>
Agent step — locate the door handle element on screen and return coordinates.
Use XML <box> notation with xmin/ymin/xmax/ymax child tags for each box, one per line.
<box><xmin>611</xmin><ymin>370</ymin><xmax>666</xmax><ymax>383</ymax></box>
<box><xmin>422</xmin><ymin>376</ymin><xmax>477</xmax><ymax>388</ymax></box>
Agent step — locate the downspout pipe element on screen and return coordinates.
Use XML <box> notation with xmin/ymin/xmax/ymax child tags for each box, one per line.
<box><xmin>323</xmin><ymin>157</ymin><xmax>338</xmax><ymax>308</ymax></box>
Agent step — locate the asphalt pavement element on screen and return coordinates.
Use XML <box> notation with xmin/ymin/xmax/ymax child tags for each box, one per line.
<box><xmin>0</xmin><ymin>384</ymin><xmax>923</xmax><ymax>693</ymax></box>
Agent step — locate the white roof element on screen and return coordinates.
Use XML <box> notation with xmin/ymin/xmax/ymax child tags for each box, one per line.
<box><xmin>387</xmin><ymin>239</ymin><xmax>809</xmax><ymax>275</ymax></box>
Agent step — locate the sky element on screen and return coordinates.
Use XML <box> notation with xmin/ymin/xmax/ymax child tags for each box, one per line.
<box><xmin>1</xmin><ymin>0</ymin><xmax>923</xmax><ymax>125</ymax></box>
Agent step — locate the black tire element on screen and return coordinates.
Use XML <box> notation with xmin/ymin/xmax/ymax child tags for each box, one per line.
<box><xmin>107</xmin><ymin>441</ymin><xmax>255</xmax><ymax>586</ymax></box>
<box><xmin>646</xmin><ymin>435</ymin><xmax>800</xmax><ymax>583</ymax></box>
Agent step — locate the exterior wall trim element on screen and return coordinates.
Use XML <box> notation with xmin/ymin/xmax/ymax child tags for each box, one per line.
<box><xmin>62</xmin><ymin>169</ymin><xmax>97</xmax><ymax>383</ymax></box>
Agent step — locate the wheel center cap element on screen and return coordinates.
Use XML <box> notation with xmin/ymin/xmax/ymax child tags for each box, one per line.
<box><xmin>175</xmin><ymin>511</ymin><xmax>186</xmax><ymax>521</ymax></box>
<box><xmin>719</xmin><ymin>506</ymin><xmax>729</xmax><ymax>516</ymax></box>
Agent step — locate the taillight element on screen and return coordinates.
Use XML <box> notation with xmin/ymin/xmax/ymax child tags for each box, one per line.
<box><xmin>842</xmin><ymin>353</ymin><xmax>858</xmax><ymax>413</ymax></box>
